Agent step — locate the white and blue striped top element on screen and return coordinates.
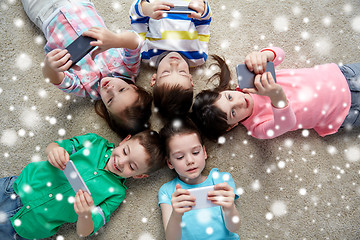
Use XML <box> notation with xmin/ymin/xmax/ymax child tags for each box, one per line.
<box><xmin>129</xmin><ymin>0</ymin><xmax>211</xmax><ymax>67</ymax></box>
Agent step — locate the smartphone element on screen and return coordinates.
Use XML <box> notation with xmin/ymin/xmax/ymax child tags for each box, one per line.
<box><xmin>164</xmin><ymin>6</ymin><xmax>196</xmax><ymax>14</ymax></box>
<box><xmin>65</xmin><ymin>35</ymin><xmax>96</xmax><ymax>69</ymax></box>
<box><xmin>236</xmin><ymin>62</ymin><xmax>276</xmax><ymax>89</ymax></box>
<box><xmin>63</xmin><ymin>160</ymin><xmax>91</xmax><ymax>195</ymax></box>
<box><xmin>188</xmin><ymin>185</ymin><xmax>217</xmax><ymax>210</ymax></box>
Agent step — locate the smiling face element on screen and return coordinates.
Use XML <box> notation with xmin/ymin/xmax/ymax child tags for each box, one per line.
<box><xmin>151</xmin><ymin>52</ymin><xmax>193</xmax><ymax>89</ymax></box>
<box><xmin>99</xmin><ymin>77</ymin><xmax>139</xmax><ymax>117</ymax></box>
<box><xmin>214</xmin><ymin>90</ymin><xmax>254</xmax><ymax>126</ymax></box>
<box><xmin>167</xmin><ymin>133</ymin><xmax>207</xmax><ymax>185</ymax></box>
<box><xmin>105</xmin><ymin>137</ymin><xmax>150</xmax><ymax>178</ymax></box>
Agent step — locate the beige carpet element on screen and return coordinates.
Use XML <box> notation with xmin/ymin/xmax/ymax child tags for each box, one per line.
<box><xmin>1</xmin><ymin>0</ymin><xmax>360</xmax><ymax>239</ymax></box>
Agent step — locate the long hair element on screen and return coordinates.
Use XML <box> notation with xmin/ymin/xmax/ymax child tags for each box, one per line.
<box><xmin>95</xmin><ymin>86</ymin><xmax>153</xmax><ymax>138</ymax></box>
<box><xmin>191</xmin><ymin>54</ymin><xmax>232</xmax><ymax>140</ymax></box>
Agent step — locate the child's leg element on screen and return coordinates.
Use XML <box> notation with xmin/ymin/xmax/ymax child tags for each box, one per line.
<box><xmin>21</xmin><ymin>0</ymin><xmax>92</xmax><ymax>32</ymax></box>
<box><xmin>339</xmin><ymin>63</ymin><xmax>360</xmax><ymax>127</ymax></box>
<box><xmin>0</xmin><ymin>176</ymin><xmax>26</xmax><ymax>240</ymax></box>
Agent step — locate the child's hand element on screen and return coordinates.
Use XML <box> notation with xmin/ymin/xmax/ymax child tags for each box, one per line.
<box><xmin>207</xmin><ymin>182</ymin><xmax>235</xmax><ymax>210</ymax></box>
<box><xmin>74</xmin><ymin>190</ymin><xmax>94</xmax><ymax>218</ymax></box>
<box><xmin>188</xmin><ymin>0</ymin><xmax>206</xmax><ymax>19</ymax></box>
<box><xmin>141</xmin><ymin>1</ymin><xmax>174</xmax><ymax>20</ymax></box>
<box><xmin>44</xmin><ymin>49</ymin><xmax>73</xmax><ymax>72</ymax></box>
<box><xmin>47</xmin><ymin>145</ymin><xmax>69</xmax><ymax>170</ymax></box>
<box><xmin>171</xmin><ymin>184</ymin><xmax>195</xmax><ymax>215</ymax></box>
<box><xmin>82</xmin><ymin>27</ymin><xmax>117</xmax><ymax>59</ymax></box>
<box><xmin>243</xmin><ymin>72</ymin><xmax>288</xmax><ymax>108</ymax></box>
<box><xmin>244</xmin><ymin>51</ymin><xmax>269</xmax><ymax>74</ymax></box>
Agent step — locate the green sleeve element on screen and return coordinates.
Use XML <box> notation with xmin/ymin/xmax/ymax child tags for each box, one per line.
<box><xmin>54</xmin><ymin>133</ymin><xmax>102</xmax><ymax>155</ymax></box>
<box><xmin>91</xmin><ymin>188</ymin><xmax>126</xmax><ymax>234</ymax></box>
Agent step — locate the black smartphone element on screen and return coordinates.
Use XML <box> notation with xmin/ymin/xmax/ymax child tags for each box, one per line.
<box><xmin>236</xmin><ymin>62</ymin><xmax>276</xmax><ymax>89</ymax></box>
<box><xmin>164</xmin><ymin>6</ymin><xmax>196</xmax><ymax>14</ymax></box>
<box><xmin>65</xmin><ymin>35</ymin><xmax>96</xmax><ymax>69</ymax></box>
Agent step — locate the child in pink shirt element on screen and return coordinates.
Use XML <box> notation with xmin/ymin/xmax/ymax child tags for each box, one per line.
<box><xmin>191</xmin><ymin>47</ymin><xmax>359</xmax><ymax>139</ymax></box>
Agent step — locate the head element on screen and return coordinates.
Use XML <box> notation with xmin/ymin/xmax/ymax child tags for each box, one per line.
<box><xmin>191</xmin><ymin>90</ymin><xmax>253</xmax><ymax>140</ymax></box>
<box><xmin>95</xmin><ymin>77</ymin><xmax>153</xmax><ymax>138</ymax></box>
<box><xmin>151</xmin><ymin>52</ymin><xmax>194</xmax><ymax>118</ymax></box>
<box><xmin>191</xmin><ymin>54</ymin><xmax>251</xmax><ymax>140</ymax></box>
<box><xmin>105</xmin><ymin>130</ymin><xmax>165</xmax><ymax>178</ymax></box>
<box><xmin>160</xmin><ymin>118</ymin><xmax>207</xmax><ymax>184</ymax></box>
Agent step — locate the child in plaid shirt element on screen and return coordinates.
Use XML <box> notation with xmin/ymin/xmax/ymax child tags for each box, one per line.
<box><xmin>22</xmin><ymin>0</ymin><xmax>152</xmax><ymax>138</ymax></box>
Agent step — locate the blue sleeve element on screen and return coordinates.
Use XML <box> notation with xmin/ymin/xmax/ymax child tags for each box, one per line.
<box><xmin>158</xmin><ymin>182</ymin><xmax>174</xmax><ymax>207</ymax></box>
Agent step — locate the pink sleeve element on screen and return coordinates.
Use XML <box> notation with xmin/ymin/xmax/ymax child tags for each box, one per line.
<box><xmin>250</xmin><ymin>103</ymin><xmax>296</xmax><ymax>139</ymax></box>
<box><xmin>260</xmin><ymin>47</ymin><xmax>285</xmax><ymax>67</ymax></box>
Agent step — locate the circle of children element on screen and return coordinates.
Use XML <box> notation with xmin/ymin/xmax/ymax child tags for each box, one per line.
<box><xmin>1</xmin><ymin>0</ymin><xmax>359</xmax><ymax>239</ymax></box>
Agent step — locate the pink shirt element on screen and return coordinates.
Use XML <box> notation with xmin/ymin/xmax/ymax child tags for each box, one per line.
<box><xmin>241</xmin><ymin>47</ymin><xmax>351</xmax><ymax>139</ymax></box>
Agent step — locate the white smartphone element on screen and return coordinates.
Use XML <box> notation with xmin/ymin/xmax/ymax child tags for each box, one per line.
<box><xmin>63</xmin><ymin>160</ymin><xmax>91</xmax><ymax>195</ymax></box>
<box><xmin>236</xmin><ymin>61</ymin><xmax>276</xmax><ymax>89</ymax></box>
<box><xmin>164</xmin><ymin>6</ymin><xmax>196</xmax><ymax>14</ymax></box>
<box><xmin>188</xmin><ymin>185</ymin><xmax>217</xmax><ymax>210</ymax></box>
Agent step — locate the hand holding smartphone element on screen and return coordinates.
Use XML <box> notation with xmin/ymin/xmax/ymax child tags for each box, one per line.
<box><xmin>188</xmin><ymin>185</ymin><xmax>217</xmax><ymax>210</ymax></box>
<box><xmin>63</xmin><ymin>160</ymin><xmax>91</xmax><ymax>195</ymax></box>
<box><xmin>236</xmin><ymin>62</ymin><xmax>276</xmax><ymax>89</ymax></box>
<box><xmin>65</xmin><ymin>35</ymin><xmax>96</xmax><ymax>69</ymax></box>
<box><xmin>164</xmin><ymin>5</ymin><xmax>196</xmax><ymax>14</ymax></box>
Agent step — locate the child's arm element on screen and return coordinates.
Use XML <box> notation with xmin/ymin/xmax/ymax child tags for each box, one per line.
<box><xmin>207</xmin><ymin>182</ymin><xmax>241</xmax><ymax>233</ymax></box>
<box><xmin>82</xmin><ymin>27</ymin><xmax>141</xmax><ymax>59</ymax></box>
<box><xmin>160</xmin><ymin>184</ymin><xmax>195</xmax><ymax>240</ymax></box>
<box><xmin>45</xmin><ymin>142</ymin><xmax>70</xmax><ymax>170</ymax></box>
<box><xmin>42</xmin><ymin>49</ymin><xmax>72</xmax><ymax>85</ymax></box>
<box><xmin>74</xmin><ymin>190</ymin><xmax>95</xmax><ymax>237</ymax></box>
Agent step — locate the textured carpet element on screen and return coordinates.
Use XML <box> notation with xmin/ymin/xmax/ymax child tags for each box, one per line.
<box><xmin>0</xmin><ymin>0</ymin><xmax>359</xmax><ymax>239</ymax></box>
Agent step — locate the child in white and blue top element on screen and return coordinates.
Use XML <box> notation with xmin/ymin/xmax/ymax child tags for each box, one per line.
<box><xmin>129</xmin><ymin>0</ymin><xmax>212</xmax><ymax>119</ymax></box>
<box><xmin>158</xmin><ymin>118</ymin><xmax>240</xmax><ymax>240</ymax></box>
<box><xmin>130</xmin><ymin>0</ymin><xmax>211</xmax><ymax>67</ymax></box>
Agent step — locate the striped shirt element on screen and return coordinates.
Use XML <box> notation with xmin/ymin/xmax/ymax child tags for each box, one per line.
<box><xmin>44</xmin><ymin>2</ymin><xmax>142</xmax><ymax>99</ymax></box>
<box><xmin>129</xmin><ymin>0</ymin><xmax>211</xmax><ymax>67</ymax></box>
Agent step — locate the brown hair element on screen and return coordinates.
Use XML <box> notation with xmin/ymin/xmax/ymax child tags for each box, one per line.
<box><xmin>190</xmin><ymin>54</ymin><xmax>232</xmax><ymax>140</ymax></box>
<box><xmin>132</xmin><ymin>129</ymin><xmax>165</xmax><ymax>174</ymax></box>
<box><xmin>159</xmin><ymin>117</ymin><xmax>203</xmax><ymax>160</ymax></box>
<box><xmin>95</xmin><ymin>86</ymin><xmax>153</xmax><ymax>138</ymax></box>
<box><xmin>153</xmin><ymin>83</ymin><xmax>193</xmax><ymax>119</ymax></box>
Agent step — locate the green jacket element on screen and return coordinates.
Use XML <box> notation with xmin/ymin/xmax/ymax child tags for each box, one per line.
<box><xmin>11</xmin><ymin>133</ymin><xmax>127</xmax><ymax>239</ymax></box>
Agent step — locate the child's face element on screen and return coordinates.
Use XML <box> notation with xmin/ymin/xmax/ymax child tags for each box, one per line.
<box><xmin>100</xmin><ymin>77</ymin><xmax>138</xmax><ymax>116</ymax></box>
<box><xmin>152</xmin><ymin>52</ymin><xmax>193</xmax><ymax>89</ymax></box>
<box><xmin>167</xmin><ymin>133</ymin><xmax>207</xmax><ymax>183</ymax></box>
<box><xmin>105</xmin><ymin>137</ymin><xmax>150</xmax><ymax>178</ymax></box>
<box><xmin>214</xmin><ymin>90</ymin><xmax>254</xmax><ymax>126</ymax></box>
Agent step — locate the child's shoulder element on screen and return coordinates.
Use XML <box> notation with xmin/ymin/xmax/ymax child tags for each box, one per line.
<box><xmin>207</xmin><ymin>168</ymin><xmax>234</xmax><ymax>184</ymax></box>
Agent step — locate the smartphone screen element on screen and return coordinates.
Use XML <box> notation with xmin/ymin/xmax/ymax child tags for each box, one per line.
<box><xmin>65</xmin><ymin>35</ymin><xmax>96</xmax><ymax>69</ymax></box>
<box><xmin>165</xmin><ymin>6</ymin><xmax>196</xmax><ymax>14</ymax></box>
<box><xmin>236</xmin><ymin>62</ymin><xmax>276</xmax><ymax>89</ymax></box>
<box><xmin>63</xmin><ymin>160</ymin><xmax>91</xmax><ymax>195</ymax></box>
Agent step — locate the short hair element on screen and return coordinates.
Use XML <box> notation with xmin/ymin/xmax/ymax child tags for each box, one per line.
<box><xmin>153</xmin><ymin>83</ymin><xmax>193</xmax><ymax>119</ymax></box>
<box><xmin>132</xmin><ymin>130</ymin><xmax>165</xmax><ymax>174</ymax></box>
<box><xmin>191</xmin><ymin>90</ymin><xmax>230</xmax><ymax>140</ymax></box>
<box><xmin>95</xmin><ymin>86</ymin><xmax>153</xmax><ymax>138</ymax></box>
<box><xmin>159</xmin><ymin>117</ymin><xmax>203</xmax><ymax>159</ymax></box>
